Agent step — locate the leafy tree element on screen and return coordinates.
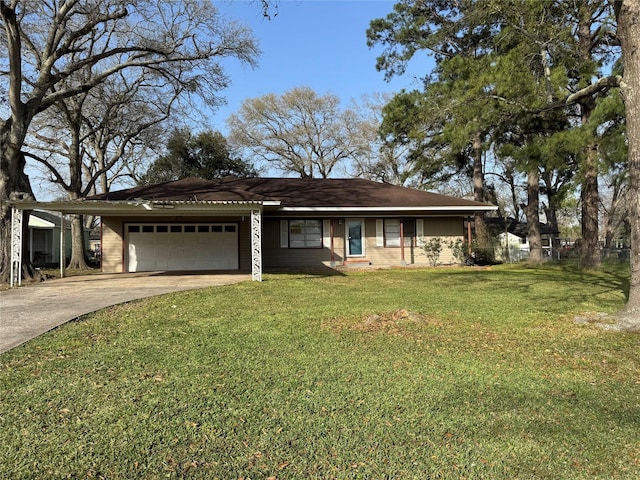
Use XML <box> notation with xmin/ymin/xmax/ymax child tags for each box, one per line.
<box><xmin>0</xmin><ymin>0</ymin><xmax>259</xmax><ymax>282</ymax></box>
<box><xmin>368</xmin><ymin>1</ymin><xmax>517</xmax><ymax>257</ymax></box>
<box><xmin>139</xmin><ymin>129</ymin><xmax>257</xmax><ymax>184</ymax></box>
<box><xmin>368</xmin><ymin>0</ymin><xmax>620</xmax><ymax>267</ymax></box>
<box><xmin>227</xmin><ymin>87</ymin><xmax>362</xmax><ymax>178</ymax></box>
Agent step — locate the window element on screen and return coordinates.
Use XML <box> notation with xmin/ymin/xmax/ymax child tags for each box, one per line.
<box><xmin>384</xmin><ymin>220</ymin><xmax>401</xmax><ymax>247</ymax></box>
<box><xmin>288</xmin><ymin>219</ymin><xmax>322</xmax><ymax>248</ymax></box>
<box><xmin>383</xmin><ymin>219</ymin><xmax>414</xmax><ymax>247</ymax></box>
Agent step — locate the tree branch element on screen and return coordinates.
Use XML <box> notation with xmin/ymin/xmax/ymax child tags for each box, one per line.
<box><xmin>566</xmin><ymin>75</ymin><xmax>622</xmax><ymax>104</ymax></box>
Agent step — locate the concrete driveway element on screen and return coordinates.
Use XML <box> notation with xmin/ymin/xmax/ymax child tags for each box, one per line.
<box><xmin>0</xmin><ymin>271</ymin><xmax>250</xmax><ymax>354</ymax></box>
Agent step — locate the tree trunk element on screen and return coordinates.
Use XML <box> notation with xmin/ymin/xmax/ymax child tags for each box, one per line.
<box><xmin>525</xmin><ymin>169</ymin><xmax>543</xmax><ymax>264</ymax></box>
<box><xmin>471</xmin><ymin>131</ymin><xmax>491</xmax><ymax>261</ymax></box>
<box><xmin>541</xmin><ymin>170</ymin><xmax>561</xmax><ymax>247</ymax></box>
<box><xmin>67</xmin><ymin>214</ymin><xmax>89</xmax><ymax>270</ymax></box>
<box><xmin>581</xmin><ymin>144</ymin><xmax>601</xmax><ymax>268</ymax></box>
<box><xmin>58</xmin><ymin>105</ymin><xmax>90</xmax><ymax>271</ymax></box>
<box><xmin>602</xmin><ymin>182</ymin><xmax>622</xmax><ymax>253</ymax></box>
<box><xmin>610</xmin><ymin>0</ymin><xmax>640</xmax><ymax>329</ymax></box>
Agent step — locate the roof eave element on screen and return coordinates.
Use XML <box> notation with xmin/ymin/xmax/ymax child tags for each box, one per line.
<box><xmin>278</xmin><ymin>205</ymin><xmax>498</xmax><ymax>213</ymax></box>
<box><xmin>7</xmin><ymin>199</ymin><xmax>273</xmax><ymax>215</ymax></box>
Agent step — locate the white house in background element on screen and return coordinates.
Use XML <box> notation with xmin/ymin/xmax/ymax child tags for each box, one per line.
<box><xmin>493</xmin><ymin>218</ymin><xmax>560</xmax><ymax>262</ymax></box>
<box><xmin>28</xmin><ymin>211</ymin><xmax>90</xmax><ymax>267</ymax></box>
<box><xmin>27</xmin><ymin>210</ymin><xmax>70</xmax><ymax>267</ymax></box>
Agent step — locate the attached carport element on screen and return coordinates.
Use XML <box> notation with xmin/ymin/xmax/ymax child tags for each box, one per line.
<box><xmin>8</xmin><ymin>198</ymin><xmax>276</xmax><ymax>286</ymax></box>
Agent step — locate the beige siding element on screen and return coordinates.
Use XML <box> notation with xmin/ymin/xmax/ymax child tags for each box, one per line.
<box><xmin>360</xmin><ymin>217</ymin><xmax>465</xmax><ymax>267</ymax></box>
<box><xmin>362</xmin><ymin>219</ymin><xmax>403</xmax><ymax>265</ymax></box>
<box><xmin>101</xmin><ymin>217</ymin><xmax>124</xmax><ymax>273</ymax></box>
<box><xmin>415</xmin><ymin>217</ymin><xmax>465</xmax><ymax>265</ymax></box>
<box><xmin>262</xmin><ymin>218</ymin><xmax>345</xmax><ymax>269</ymax></box>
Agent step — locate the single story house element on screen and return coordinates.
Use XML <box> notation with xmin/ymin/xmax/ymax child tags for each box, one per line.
<box><xmin>9</xmin><ymin>177</ymin><xmax>497</xmax><ymax>282</ymax></box>
<box><xmin>27</xmin><ymin>210</ymin><xmax>90</xmax><ymax>267</ymax></box>
<box><xmin>490</xmin><ymin>217</ymin><xmax>560</xmax><ymax>262</ymax></box>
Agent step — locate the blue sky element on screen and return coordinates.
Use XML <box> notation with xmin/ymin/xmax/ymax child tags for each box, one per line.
<box><xmin>208</xmin><ymin>0</ymin><xmax>434</xmax><ymax>133</ymax></box>
<box><xmin>31</xmin><ymin>1</ymin><xmax>436</xmax><ymax>199</ymax></box>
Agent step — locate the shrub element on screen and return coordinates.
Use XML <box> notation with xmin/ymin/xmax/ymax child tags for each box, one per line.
<box><xmin>423</xmin><ymin>237</ymin><xmax>444</xmax><ymax>267</ymax></box>
<box><xmin>447</xmin><ymin>238</ymin><xmax>467</xmax><ymax>265</ymax></box>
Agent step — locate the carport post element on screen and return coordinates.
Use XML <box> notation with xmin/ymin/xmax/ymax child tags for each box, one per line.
<box><xmin>60</xmin><ymin>212</ymin><xmax>65</xmax><ymax>278</ymax></box>
<box><xmin>250</xmin><ymin>209</ymin><xmax>262</xmax><ymax>281</ymax></box>
<box><xmin>10</xmin><ymin>207</ymin><xmax>22</xmax><ymax>287</ymax></box>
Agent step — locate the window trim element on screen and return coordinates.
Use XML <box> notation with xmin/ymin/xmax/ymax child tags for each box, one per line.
<box><xmin>382</xmin><ymin>219</ymin><xmax>415</xmax><ymax>248</ymax></box>
<box><xmin>280</xmin><ymin>219</ymin><xmax>324</xmax><ymax>249</ymax></box>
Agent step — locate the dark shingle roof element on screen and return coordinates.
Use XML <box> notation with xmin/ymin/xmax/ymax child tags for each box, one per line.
<box><xmin>89</xmin><ymin>177</ymin><xmax>492</xmax><ymax>209</ymax></box>
<box><xmin>486</xmin><ymin>217</ymin><xmax>560</xmax><ymax>237</ymax></box>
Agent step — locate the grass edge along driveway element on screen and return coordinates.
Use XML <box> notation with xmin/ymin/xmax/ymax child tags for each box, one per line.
<box><xmin>1</xmin><ymin>265</ymin><xmax>639</xmax><ymax>479</ymax></box>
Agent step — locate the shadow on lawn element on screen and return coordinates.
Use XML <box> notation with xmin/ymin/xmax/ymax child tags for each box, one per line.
<box><xmin>426</xmin><ymin>264</ymin><xmax>629</xmax><ymax>310</ymax></box>
<box><xmin>264</xmin><ymin>264</ymin><xmax>346</xmax><ymax>278</ymax></box>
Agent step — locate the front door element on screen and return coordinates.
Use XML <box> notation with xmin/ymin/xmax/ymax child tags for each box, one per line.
<box><xmin>346</xmin><ymin>219</ymin><xmax>365</xmax><ymax>257</ymax></box>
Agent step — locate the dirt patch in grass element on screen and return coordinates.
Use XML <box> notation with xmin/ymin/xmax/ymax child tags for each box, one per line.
<box><xmin>325</xmin><ymin>308</ymin><xmax>438</xmax><ymax>336</ymax></box>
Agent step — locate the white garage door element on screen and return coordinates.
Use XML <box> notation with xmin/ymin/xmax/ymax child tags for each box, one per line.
<box><xmin>126</xmin><ymin>223</ymin><xmax>239</xmax><ymax>272</ymax></box>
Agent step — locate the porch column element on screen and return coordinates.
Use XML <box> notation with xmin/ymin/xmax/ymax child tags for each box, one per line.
<box><xmin>250</xmin><ymin>209</ymin><xmax>262</xmax><ymax>282</ymax></box>
<box><xmin>400</xmin><ymin>219</ymin><xmax>406</xmax><ymax>265</ymax></box>
<box><xmin>60</xmin><ymin>212</ymin><xmax>65</xmax><ymax>278</ymax></box>
<box><xmin>330</xmin><ymin>219</ymin><xmax>335</xmax><ymax>268</ymax></box>
<box><xmin>10</xmin><ymin>207</ymin><xmax>23</xmax><ymax>287</ymax></box>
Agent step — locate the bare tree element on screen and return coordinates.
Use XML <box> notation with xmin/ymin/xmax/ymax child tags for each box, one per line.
<box><xmin>0</xmin><ymin>0</ymin><xmax>259</xmax><ymax>281</ymax></box>
<box><xmin>347</xmin><ymin>93</ymin><xmax>416</xmax><ymax>186</ymax></box>
<box><xmin>227</xmin><ymin>87</ymin><xmax>361</xmax><ymax>178</ymax></box>
<box><xmin>26</xmin><ymin>72</ymin><xmax>183</xmax><ymax>268</ymax></box>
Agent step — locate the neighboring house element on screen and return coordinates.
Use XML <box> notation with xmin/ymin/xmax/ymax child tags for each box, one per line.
<box><xmin>27</xmin><ymin>210</ymin><xmax>72</xmax><ymax>267</ymax></box>
<box><xmin>27</xmin><ymin>211</ymin><xmax>91</xmax><ymax>267</ymax></box>
<box><xmin>89</xmin><ymin>227</ymin><xmax>101</xmax><ymax>261</ymax></box>
<box><xmin>491</xmin><ymin>218</ymin><xmax>560</xmax><ymax>262</ymax></box>
<box><xmin>10</xmin><ymin>177</ymin><xmax>497</xmax><ymax>280</ymax></box>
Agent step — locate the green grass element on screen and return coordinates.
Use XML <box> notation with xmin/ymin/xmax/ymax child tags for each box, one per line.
<box><xmin>1</xmin><ymin>264</ymin><xmax>639</xmax><ymax>479</ymax></box>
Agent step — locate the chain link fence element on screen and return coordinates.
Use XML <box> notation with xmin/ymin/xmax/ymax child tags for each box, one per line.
<box><xmin>495</xmin><ymin>246</ymin><xmax>630</xmax><ymax>265</ymax></box>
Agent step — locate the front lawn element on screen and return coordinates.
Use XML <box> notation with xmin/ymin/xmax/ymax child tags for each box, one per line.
<box><xmin>1</xmin><ymin>265</ymin><xmax>639</xmax><ymax>479</ymax></box>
